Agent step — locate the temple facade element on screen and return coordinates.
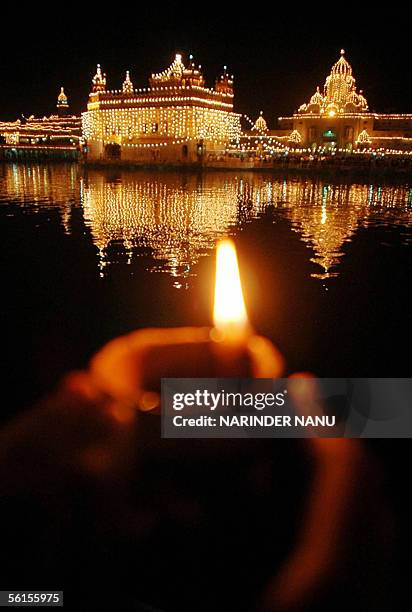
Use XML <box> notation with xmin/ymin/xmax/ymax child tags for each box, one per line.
<box><xmin>82</xmin><ymin>54</ymin><xmax>242</xmax><ymax>164</ymax></box>
<box><xmin>277</xmin><ymin>50</ymin><xmax>412</xmax><ymax>152</ymax></box>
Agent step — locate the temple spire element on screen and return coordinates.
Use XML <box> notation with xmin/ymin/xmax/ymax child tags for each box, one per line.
<box><xmin>122</xmin><ymin>70</ymin><xmax>133</xmax><ymax>93</ymax></box>
<box><xmin>92</xmin><ymin>64</ymin><xmax>106</xmax><ymax>93</ymax></box>
<box><xmin>56</xmin><ymin>86</ymin><xmax>68</xmax><ymax>116</ymax></box>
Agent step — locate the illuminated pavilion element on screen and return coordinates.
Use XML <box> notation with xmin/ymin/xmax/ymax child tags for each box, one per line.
<box><xmin>277</xmin><ymin>50</ymin><xmax>412</xmax><ymax>152</ymax></box>
<box><xmin>82</xmin><ymin>54</ymin><xmax>242</xmax><ymax>164</ymax></box>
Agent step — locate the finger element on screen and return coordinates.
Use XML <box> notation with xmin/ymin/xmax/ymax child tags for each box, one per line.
<box><xmin>89</xmin><ymin>327</ymin><xmax>212</xmax><ymax>403</ymax></box>
<box><xmin>247</xmin><ymin>335</ymin><xmax>285</xmax><ymax>378</ymax></box>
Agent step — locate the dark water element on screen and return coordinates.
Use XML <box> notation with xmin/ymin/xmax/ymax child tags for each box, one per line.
<box><xmin>1</xmin><ymin>162</ymin><xmax>411</xmax><ymax>414</ymax></box>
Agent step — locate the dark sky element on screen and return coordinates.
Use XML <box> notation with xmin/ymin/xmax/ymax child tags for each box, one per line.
<box><xmin>1</xmin><ymin>8</ymin><xmax>410</xmax><ymax>126</ymax></box>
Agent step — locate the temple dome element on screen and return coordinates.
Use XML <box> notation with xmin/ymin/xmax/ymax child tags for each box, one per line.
<box><xmin>252</xmin><ymin>111</ymin><xmax>268</xmax><ymax>132</ymax></box>
<box><xmin>56</xmin><ymin>86</ymin><xmax>69</xmax><ymax>115</ymax></box>
<box><xmin>299</xmin><ymin>49</ymin><xmax>369</xmax><ymax>115</ymax></box>
<box><xmin>150</xmin><ymin>54</ymin><xmax>205</xmax><ymax>87</ymax></box>
<box><xmin>151</xmin><ymin>54</ymin><xmax>185</xmax><ymax>83</ymax></box>
<box><xmin>309</xmin><ymin>86</ymin><xmax>324</xmax><ymax>107</ymax></box>
<box><xmin>330</xmin><ymin>49</ymin><xmax>352</xmax><ymax>76</ymax></box>
<box><xmin>57</xmin><ymin>87</ymin><xmax>67</xmax><ymax>103</ymax></box>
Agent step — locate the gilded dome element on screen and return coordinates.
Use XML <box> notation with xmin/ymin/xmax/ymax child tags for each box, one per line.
<box><xmin>57</xmin><ymin>87</ymin><xmax>67</xmax><ymax>102</ymax></box>
<box><xmin>298</xmin><ymin>50</ymin><xmax>369</xmax><ymax>115</ymax></box>
<box><xmin>253</xmin><ymin>111</ymin><xmax>268</xmax><ymax>132</ymax></box>
<box><xmin>309</xmin><ymin>86</ymin><xmax>324</xmax><ymax>107</ymax></box>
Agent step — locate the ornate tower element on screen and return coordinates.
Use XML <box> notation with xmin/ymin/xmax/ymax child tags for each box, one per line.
<box><xmin>56</xmin><ymin>87</ymin><xmax>69</xmax><ymax>116</ymax></box>
<box><xmin>92</xmin><ymin>64</ymin><xmax>107</xmax><ymax>93</ymax></box>
<box><xmin>122</xmin><ymin>70</ymin><xmax>133</xmax><ymax>93</ymax></box>
<box><xmin>149</xmin><ymin>53</ymin><xmax>206</xmax><ymax>88</ymax></box>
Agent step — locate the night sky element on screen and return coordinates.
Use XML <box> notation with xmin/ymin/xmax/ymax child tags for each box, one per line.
<box><xmin>1</xmin><ymin>9</ymin><xmax>410</xmax><ymax>125</ymax></box>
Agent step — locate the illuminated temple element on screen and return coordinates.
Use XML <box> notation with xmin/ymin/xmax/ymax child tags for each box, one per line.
<box><xmin>82</xmin><ymin>54</ymin><xmax>242</xmax><ymax>164</ymax></box>
<box><xmin>277</xmin><ymin>50</ymin><xmax>412</xmax><ymax>152</ymax></box>
<box><xmin>0</xmin><ymin>89</ymin><xmax>81</xmax><ymax>155</ymax></box>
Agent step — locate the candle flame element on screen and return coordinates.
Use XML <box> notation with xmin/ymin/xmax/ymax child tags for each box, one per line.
<box><xmin>213</xmin><ymin>239</ymin><xmax>249</xmax><ymax>341</ymax></box>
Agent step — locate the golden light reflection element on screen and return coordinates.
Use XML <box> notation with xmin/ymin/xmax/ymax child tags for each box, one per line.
<box><xmin>0</xmin><ymin>163</ymin><xmax>79</xmax><ymax>233</ymax></box>
<box><xmin>79</xmin><ymin>173</ymin><xmax>412</xmax><ymax>281</ymax></box>
<box><xmin>80</xmin><ymin>172</ymin><xmax>258</xmax><ymax>281</ymax></box>
<box><xmin>213</xmin><ymin>239</ymin><xmax>249</xmax><ymax>341</ymax></box>
<box><xmin>2</xmin><ymin>164</ymin><xmax>411</xmax><ymax>284</ymax></box>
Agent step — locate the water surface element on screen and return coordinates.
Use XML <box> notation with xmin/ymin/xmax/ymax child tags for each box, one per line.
<box><xmin>1</xmin><ymin>163</ymin><xmax>411</xmax><ymax>413</ymax></box>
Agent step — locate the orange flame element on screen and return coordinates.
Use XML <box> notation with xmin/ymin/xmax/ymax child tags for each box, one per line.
<box><xmin>213</xmin><ymin>239</ymin><xmax>249</xmax><ymax>342</ymax></box>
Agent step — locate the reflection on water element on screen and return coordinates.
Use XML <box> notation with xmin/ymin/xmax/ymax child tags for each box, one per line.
<box><xmin>80</xmin><ymin>172</ymin><xmax>256</xmax><ymax>284</ymax></box>
<box><xmin>287</xmin><ymin>182</ymin><xmax>412</xmax><ymax>278</ymax></box>
<box><xmin>1</xmin><ymin>163</ymin><xmax>411</xmax><ymax>284</ymax></box>
<box><xmin>0</xmin><ymin>163</ymin><xmax>78</xmax><ymax>234</ymax></box>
